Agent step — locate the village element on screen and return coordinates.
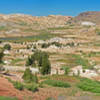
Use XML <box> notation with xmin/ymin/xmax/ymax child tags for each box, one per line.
<box><xmin>0</xmin><ymin>33</ymin><xmax>100</xmax><ymax>80</ymax></box>
<box><xmin>0</xmin><ymin>11</ymin><xmax>100</xmax><ymax>100</ymax></box>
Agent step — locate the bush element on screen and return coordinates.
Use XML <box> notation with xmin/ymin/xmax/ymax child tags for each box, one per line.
<box><xmin>13</xmin><ymin>81</ymin><xmax>24</xmax><ymax>90</ymax></box>
<box><xmin>77</xmin><ymin>78</ymin><xmax>100</xmax><ymax>93</ymax></box>
<box><xmin>25</xmin><ymin>83</ymin><xmax>38</xmax><ymax>92</ymax></box>
<box><xmin>61</xmin><ymin>66</ymin><xmax>70</xmax><ymax>75</ymax></box>
<box><xmin>51</xmin><ymin>42</ymin><xmax>62</xmax><ymax>47</ymax></box>
<box><xmin>42</xmin><ymin>79</ymin><xmax>71</xmax><ymax>88</ymax></box>
<box><xmin>7</xmin><ymin>77</ymin><xmax>38</xmax><ymax>92</ymax></box>
<box><xmin>6</xmin><ymin>78</ymin><xmax>23</xmax><ymax>90</ymax></box>
<box><xmin>4</xmin><ymin>44</ymin><xmax>11</xmax><ymax>50</ymax></box>
<box><xmin>41</xmin><ymin>43</ymin><xmax>50</xmax><ymax>48</ymax></box>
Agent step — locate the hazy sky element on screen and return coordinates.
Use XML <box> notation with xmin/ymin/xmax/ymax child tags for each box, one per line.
<box><xmin>0</xmin><ymin>0</ymin><xmax>100</xmax><ymax>16</ymax></box>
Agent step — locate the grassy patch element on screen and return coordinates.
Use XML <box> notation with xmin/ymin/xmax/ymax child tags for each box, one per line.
<box><xmin>0</xmin><ymin>96</ymin><xmax>17</xmax><ymax>100</ymax></box>
<box><xmin>77</xmin><ymin>78</ymin><xmax>100</xmax><ymax>93</ymax></box>
<box><xmin>24</xmin><ymin>83</ymin><xmax>38</xmax><ymax>92</ymax></box>
<box><xmin>42</xmin><ymin>79</ymin><xmax>71</xmax><ymax>88</ymax></box>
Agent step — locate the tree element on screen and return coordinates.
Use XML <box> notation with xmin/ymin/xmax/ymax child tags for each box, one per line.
<box><xmin>22</xmin><ymin>68</ymin><xmax>38</xmax><ymax>83</ymax></box>
<box><xmin>26</xmin><ymin>56</ymin><xmax>33</xmax><ymax>66</ymax></box>
<box><xmin>65</xmin><ymin>67</ymin><xmax>70</xmax><ymax>75</ymax></box>
<box><xmin>0</xmin><ymin>50</ymin><xmax>4</xmax><ymax>63</ymax></box>
<box><xmin>0</xmin><ymin>50</ymin><xmax>5</xmax><ymax>73</ymax></box>
<box><xmin>4</xmin><ymin>44</ymin><xmax>11</xmax><ymax>50</ymax></box>
<box><xmin>26</xmin><ymin>51</ymin><xmax>51</xmax><ymax>75</ymax></box>
<box><xmin>40</xmin><ymin>54</ymin><xmax>51</xmax><ymax>75</ymax></box>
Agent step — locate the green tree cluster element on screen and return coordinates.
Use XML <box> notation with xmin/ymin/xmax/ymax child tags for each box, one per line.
<box><xmin>26</xmin><ymin>51</ymin><xmax>51</xmax><ymax>75</ymax></box>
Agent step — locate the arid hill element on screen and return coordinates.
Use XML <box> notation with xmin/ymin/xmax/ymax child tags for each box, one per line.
<box><xmin>0</xmin><ymin>14</ymin><xmax>71</xmax><ymax>38</ymax></box>
<box><xmin>69</xmin><ymin>11</ymin><xmax>100</xmax><ymax>25</ymax></box>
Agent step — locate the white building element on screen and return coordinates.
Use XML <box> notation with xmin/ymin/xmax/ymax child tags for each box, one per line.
<box><xmin>81</xmin><ymin>21</ymin><xmax>96</xmax><ymax>26</ymax></box>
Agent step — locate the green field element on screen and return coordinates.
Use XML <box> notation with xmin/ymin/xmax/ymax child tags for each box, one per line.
<box><xmin>0</xmin><ymin>96</ymin><xmax>17</xmax><ymax>100</ymax></box>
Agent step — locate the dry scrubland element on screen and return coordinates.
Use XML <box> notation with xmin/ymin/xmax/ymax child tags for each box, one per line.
<box><xmin>0</xmin><ymin>12</ymin><xmax>100</xmax><ymax>100</ymax></box>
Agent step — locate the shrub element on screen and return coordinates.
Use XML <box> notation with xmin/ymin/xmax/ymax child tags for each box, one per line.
<box><xmin>66</xmin><ymin>42</ymin><xmax>75</xmax><ymax>47</ymax></box>
<box><xmin>25</xmin><ymin>83</ymin><xmax>38</xmax><ymax>92</ymax></box>
<box><xmin>42</xmin><ymin>79</ymin><xmax>71</xmax><ymax>88</ymax></box>
<box><xmin>41</xmin><ymin>43</ymin><xmax>50</xmax><ymax>48</ymax></box>
<box><xmin>51</xmin><ymin>42</ymin><xmax>62</xmax><ymax>47</ymax></box>
<box><xmin>61</xmin><ymin>66</ymin><xmax>70</xmax><ymax>75</ymax></box>
<box><xmin>4</xmin><ymin>44</ymin><xmax>11</xmax><ymax>50</ymax></box>
<box><xmin>7</xmin><ymin>77</ymin><xmax>38</xmax><ymax>92</ymax></box>
<box><xmin>38</xmin><ymin>82</ymin><xmax>44</xmax><ymax>88</ymax></box>
<box><xmin>13</xmin><ymin>81</ymin><xmax>24</xmax><ymax>90</ymax></box>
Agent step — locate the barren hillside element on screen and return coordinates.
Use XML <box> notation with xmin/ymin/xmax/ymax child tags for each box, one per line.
<box><xmin>0</xmin><ymin>14</ymin><xmax>71</xmax><ymax>38</ymax></box>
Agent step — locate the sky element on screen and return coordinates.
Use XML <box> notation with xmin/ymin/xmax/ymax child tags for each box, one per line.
<box><xmin>0</xmin><ymin>0</ymin><xmax>100</xmax><ymax>16</ymax></box>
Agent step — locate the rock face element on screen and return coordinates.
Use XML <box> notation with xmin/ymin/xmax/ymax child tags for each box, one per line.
<box><xmin>70</xmin><ymin>11</ymin><xmax>100</xmax><ymax>25</ymax></box>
